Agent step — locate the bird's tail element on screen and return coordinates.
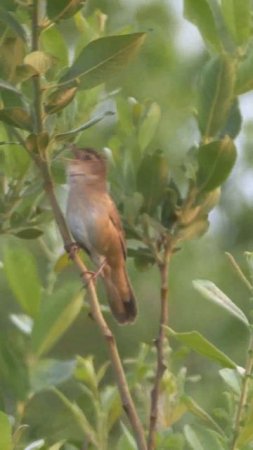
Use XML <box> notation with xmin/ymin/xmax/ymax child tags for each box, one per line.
<box><xmin>102</xmin><ymin>265</ymin><xmax>137</xmax><ymax>324</ymax></box>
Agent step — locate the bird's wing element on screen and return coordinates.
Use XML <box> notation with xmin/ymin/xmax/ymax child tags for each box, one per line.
<box><xmin>108</xmin><ymin>197</ymin><xmax>127</xmax><ymax>259</ymax></box>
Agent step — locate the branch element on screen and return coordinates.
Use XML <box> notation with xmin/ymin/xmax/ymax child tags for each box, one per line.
<box><xmin>38</xmin><ymin>163</ymin><xmax>147</xmax><ymax>450</ymax></box>
<box><xmin>148</xmin><ymin>242</ymin><xmax>171</xmax><ymax>450</ymax></box>
<box><xmin>27</xmin><ymin>3</ymin><xmax>147</xmax><ymax>449</ymax></box>
<box><xmin>231</xmin><ymin>331</ymin><xmax>253</xmax><ymax>450</ymax></box>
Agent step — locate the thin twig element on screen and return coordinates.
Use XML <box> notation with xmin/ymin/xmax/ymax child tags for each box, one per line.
<box><xmin>225</xmin><ymin>252</ymin><xmax>253</xmax><ymax>294</ymax></box>
<box><xmin>37</xmin><ymin>162</ymin><xmax>147</xmax><ymax>450</ymax></box>
<box><xmin>148</xmin><ymin>242</ymin><xmax>171</xmax><ymax>450</ymax></box>
<box><xmin>231</xmin><ymin>331</ymin><xmax>253</xmax><ymax>449</ymax></box>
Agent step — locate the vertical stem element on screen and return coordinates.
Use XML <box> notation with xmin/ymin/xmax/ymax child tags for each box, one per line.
<box><xmin>148</xmin><ymin>246</ymin><xmax>171</xmax><ymax>450</ymax></box>
<box><xmin>31</xmin><ymin>0</ymin><xmax>43</xmax><ymax>133</ymax></box>
<box><xmin>231</xmin><ymin>330</ymin><xmax>253</xmax><ymax>450</ymax></box>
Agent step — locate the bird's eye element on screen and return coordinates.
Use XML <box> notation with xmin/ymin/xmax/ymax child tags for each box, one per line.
<box><xmin>83</xmin><ymin>154</ymin><xmax>92</xmax><ymax>160</ymax></box>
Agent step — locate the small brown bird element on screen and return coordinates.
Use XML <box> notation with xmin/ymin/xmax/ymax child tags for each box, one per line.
<box><xmin>66</xmin><ymin>147</ymin><xmax>137</xmax><ymax>324</ymax></box>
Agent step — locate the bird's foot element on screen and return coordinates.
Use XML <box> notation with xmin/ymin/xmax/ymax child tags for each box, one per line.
<box><xmin>65</xmin><ymin>241</ymin><xmax>80</xmax><ymax>260</ymax></box>
<box><xmin>82</xmin><ymin>259</ymin><xmax>107</xmax><ymax>286</ymax></box>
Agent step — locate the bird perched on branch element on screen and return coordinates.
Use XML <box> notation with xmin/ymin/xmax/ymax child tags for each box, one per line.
<box><xmin>66</xmin><ymin>146</ymin><xmax>137</xmax><ymax>324</ymax></box>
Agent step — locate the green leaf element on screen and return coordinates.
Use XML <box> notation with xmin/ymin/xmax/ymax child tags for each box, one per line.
<box><xmin>41</xmin><ymin>25</ymin><xmax>69</xmax><ymax>68</ymax></box>
<box><xmin>192</xmin><ymin>279</ymin><xmax>249</xmax><ymax>327</ymax></box>
<box><xmin>196</xmin><ymin>137</ymin><xmax>237</xmax><ymax>192</ymax></box>
<box><xmin>178</xmin><ymin>219</ymin><xmax>209</xmax><ymax>242</ymax></box>
<box><xmin>221</xmin><ymin>0</ymin><xmax>251</xmax><ymax>45</ymax></box>
<box><xmin>184</xmin><ymin>425</ymin><xmax>204</xmax><ymax>450</ymax></box>
<box><xmin>4</xmin><ymin>243</ymin><xmax>41</xmax><ymax>317</ymax></box>
<box><xmin>183</xmin><ymin>396</ymin><xmax>224</xmax><ymax>435</ymax></box>
<box><xmin>101</xmin><ymin>386</ymin><xmax>121</xmax><ymax>431</ymax></box>
<box><xmin>0</xmin><ymin>7</ymin><xmax>26</xmax><ymax>41</ymax></box>
<box><xmin>137</xmin><ymin>150</ymin><xmax>169</xmax><ymax>213</ymax></box>
<box><xmin>184</xmin><ymin>425</ymin><xmax>225</xmax><ymax>450</ymax></box>
<box><xmin>184</xmin><ymin>0</ymin><xmax>222</xmax><ymax>52</ymax></box>
<box><xmin>30</xmin><ymin>359</ymin><xmax>76</xmax><ymax>393</ymax></box>
<box><xmin>117</xmin><ymin>423</ymin><xmax>138</xmax><ymax>450</ymax></box>
<box><xmin>124</xmin><ymin>192</ymin><xmax>143</xmax><ymax>226</ymax></box>
<box><xmin>10</xmin><ymin>314</ymin><xmax>33</xmax><ymax>335</ymax></box>
<box><xmin>219</xmin><ymin>99</ymin><xmax>242</xmax><ymax>139</ymax></box>
<box><xmin>4</xmin><ymin>143</ymin><xmax>30</xmax><ymax>178</ymax></box>
<box><xmin>24</xmin><ymin>439</ymin><xmax>45</xmax><ymax>450</ymax></box>
<box><xmin>236</xmin><ymin>45</ymin><xmax>253</xmax><ymax>94</ymax></box>
<box><xmin>236</xmin><ymin>401</ymin><xmax>253</xmax><ymax>447</ymax></box>
<box><xmin>219</xmin><ymin>368</ymin><xmax>241</xmax><ymax>395</ymax></box>
<box><xmin>15</xmin><ymin>64</ymin><xmax>38</xmax><ymax>83</ymax></box>
<box><xmin>198</xmin><ymin>55</ymin><xmax>236</xmax><ymax>138</ymax></box>
<box><xmin>15</xmin><ymin>228</ymin><xmax>43</xmax><ymax>239</ymax></box>
<box><xmin>138</xmin><ymin>102</ymin><xmax>161</xmax><ymax>151</ymax></box>
<box><xmin>59</xmin><ymin>33</ymin><xmax>146</xmax><ymax>90</ymax></box>
<box><xmin>54</xmin><ymin>111</ymin><xmax>114</xmax><ymax>140</ymax></box>
<box><xmin>0</xmin><ymin>107</ymin><xmax>33</xmax><ymax>131</ymax></box>
<box><xmin>47</xmin><ymin>0</ymin><xmax>85</xmax><ymax>21</ymax></box>
<box><xmin>167</xmin><ymin>327</ymin><xmax>237</xmax><ymax>368</ymax></box>
<box><xmin>32</xmin><ymin>286</ymin><xmax>84</xmax><ymax>356</ymax></box>
<box><xmin>75</xmin><ymin>356</ymin><xmax>97</xmax><ymax>392</ymax></box>
<box><xmin>51</xmin><ymin>387</ymin><xmax>98</xmax><ymax>446</ymax></box>
<box><xmin>45</xmin><ymin>87</ymin><xmax>77</xmax><ymax>114</ymax></box>
<box><xmin>0</xmin><ymin>411</ymin><xmax>12</xmax><ymax>450</ymax></box>
<box><xmin>0</xmin><ymin>79</ymin><xmax>21</xmax><ymax>95</ymax></box>
<box><xmin>24</xmin><ymin>51</ymin><xmax>54</xmax><ymax>75</ymax></box>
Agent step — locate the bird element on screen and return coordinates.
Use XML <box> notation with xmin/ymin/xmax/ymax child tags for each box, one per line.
<box><xmin>66</xmin><ymin>146</ymin><xmax>137</xmax><ymax>324</ymax></box>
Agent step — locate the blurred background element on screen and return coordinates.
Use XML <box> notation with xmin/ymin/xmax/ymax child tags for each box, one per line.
<box><xmin>0</xmin><ymin>0</ymin><xmax>252</xmax><ymax>442</ymax></box>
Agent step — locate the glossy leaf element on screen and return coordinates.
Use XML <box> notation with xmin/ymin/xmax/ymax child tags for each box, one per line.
<box><xmin>198</xmin><ymin>56</ymin><xmax>236</xmax><ymax>138</ymax></box>
<box><xmin>219</xmin><ymin>368</ymin><xmax>241</xmax><ymax>395</ymax></box>
<box><xmin>192</xmin><ymin>279</ymin><xmax>249</xmax><ymax>326</ymax></box>
<box><xmin>4</xmin><ymin>243</ymin><xmax>41</xmax><ymax>317</ymax></box>
<box><xmin>45</xmin><ymin>87</ymin><xmax>77</xmax><ymax>114</ymax></box>
<box><xmin>30</xmin><ymin>359</ymin><xmax>76</xmax><ymax>393</ymax></box>
<box><xmin>54</xmin><ymin>111</ymin><xmax>114</xmax><ymax>140</ymax></box>
<box><xmin>24</xmin><ymin>439</ymin><xmax>45</xmax><ymax>450</ymax></box>
<box><xmin>137</xmin><ymin>150</ymin><xmax>169</xmax><ymax>213</ymax></box>
<box><xmin>221</xmin><ymin>0</ymin><xmax>251</xmax><ymax>45</ymax></box>
<box><xmin>47</xmin><ymin>0</ymin><xmax>85</xmax><ymax>21</ymax></box>
<box><xmin>0</xmin><ymin>411</ymin><xmax>12</xmax><ymax>450</ymax></box>
<box><xmin>10</xmin><ymin>314</ymin><xmax>33</xmax><ymax>335</ymax></box>
<box><xmin>0</xmin><ymin>107</ymin><xmax>33</xmax><ymax>131</ymax></box>
<box><xmin>184</xmin><ymin>0</ymin><xmax>222</xmax><ymax>52</ymax></box>
<box><xmin>24</xmin><ymin>51</ymin><xmax>54</xmax><ymax>75</ymax></box>
<box><xmin>31</xmin><ymin>286</ymin><xmax>84</xmax><ymax>356</ymax></box>
<box><xmin>196</xmin><ymin>137</ymin><xmax>237</xmax><ymax>192</ymax></box>
<box><xmin>167</xmin><ymin>327</ymin><xmax>237</xmax><ymax>368</ymax></box>
<box><xmin>59</xmin><ymin>33</ymin><xmax>146</xmax><ymax>90</ymax></box>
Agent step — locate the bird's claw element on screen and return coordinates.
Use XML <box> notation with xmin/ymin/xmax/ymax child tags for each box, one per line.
<box><xmin>65</xmin><ymin>242</ymin><xmax>80</xmax><ymax>260</ymax></box>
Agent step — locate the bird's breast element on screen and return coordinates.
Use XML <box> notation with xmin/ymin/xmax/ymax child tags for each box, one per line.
<box><xmin>66</xmin><ymin>190</ymin><xmax>110</xmax><ymax>262</ymax></box>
